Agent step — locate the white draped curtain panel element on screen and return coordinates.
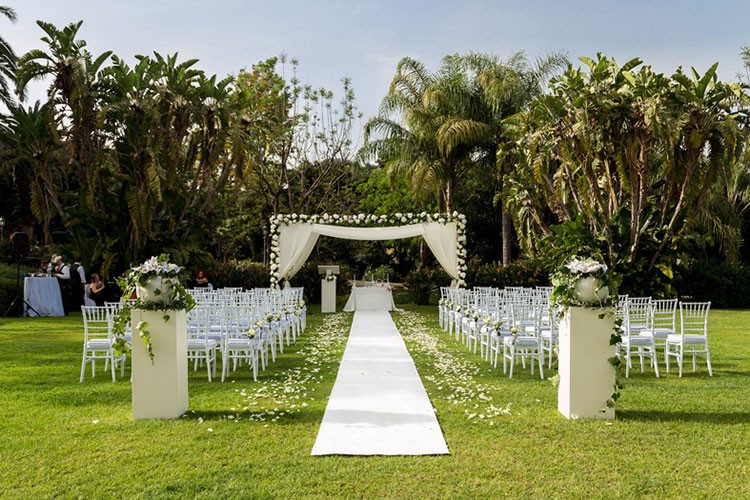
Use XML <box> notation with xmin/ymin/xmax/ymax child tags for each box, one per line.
<box><xmin>278</xmin><ymin>222</ymin><xmax>460</xmax><ymax>284</ymax></box>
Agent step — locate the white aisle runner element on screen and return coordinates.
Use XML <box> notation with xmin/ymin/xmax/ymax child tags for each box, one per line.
<box><xmin>311</xmin><ymin>311</ymin><xmax>449</xmax><ymax>456</ymax></box>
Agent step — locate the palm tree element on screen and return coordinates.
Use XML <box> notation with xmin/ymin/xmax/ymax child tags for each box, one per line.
<box><xmin>16</xmin><ymin>20</ymin><xmax>112</xmax><ymax>192</ymax></box>
<box><xmin>510</xmin><ymin>55</ymin><xmax>743</xmax><ymax>278</ymax></box>
<box><xmin>0</xmin><ymin>102</ymin><xmax>65</xmax><ymax>243</ymax></box>
<box><xmin>363</xmin><ymin>56</ymin><xmax>482</xmax><ymax>212</ymax></box>
<box><xmin>0</xmin><ymin>5</ymin><xmax>17</xmax><ymax>108</ymax></box>
<box><xmin>456</xmin><ymin>52</ymin><xmax>567</xmax><ymax>264</ymax></box>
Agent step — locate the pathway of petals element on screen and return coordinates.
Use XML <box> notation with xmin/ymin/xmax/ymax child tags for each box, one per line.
<box><xmin>193</xmin><ymin>309</ymin><xmax>511</xmax><ymax>430</ymax></box>
<box><xmin>194</xmin><ymin>312</ymin><xmax>350</xmax><ymax>429</ymax></box>
<box><xmin>393</xmin><ymin>310</ymin><xmax>512</xmax><ymax>424</ymax></box>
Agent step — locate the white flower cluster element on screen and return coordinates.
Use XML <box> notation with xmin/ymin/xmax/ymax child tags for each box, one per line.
<box><xmin>132</xmin><ymin>255</ymin><xmax>181</xmax><ymax>276</ymax></box>
<box><xmin>268</xmin><ymin>212</ymin><xmax>468</xmax><ymax>288</ymax></box>
<box><xmin>271</xmin><ymin>211</ymin><xmax>465</xmax><ymax>227</ymax></box>
<box><xmin>564</xmin><ymin>257</ymin><xmax>608</xmax><ymax>275</ymax></box>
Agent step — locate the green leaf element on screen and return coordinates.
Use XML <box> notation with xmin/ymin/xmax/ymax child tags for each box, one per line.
<box><xmin>655</xmin><ymin>264</ymin><xmax>673</xmax><ymax>279</ymax></box>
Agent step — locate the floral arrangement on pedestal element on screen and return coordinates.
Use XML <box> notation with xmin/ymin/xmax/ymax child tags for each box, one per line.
<box><xmin>550</xmin><ymin>256</ymin><xmax>623</xmax><ymax>409</ymax></box>
<box><xmin>268</xmin><ymin>212</ymin><xmax>467</xmax><ymax>288</ymax></box>
<box><xmin>113</xmin><ymin>254</ymin><xmax>196</xmax><ymax>361</ymax></box>
<box><xmin>550</xmin><ymin>257</ymin><xmax>615</xmax><ymax>308</ymax></box>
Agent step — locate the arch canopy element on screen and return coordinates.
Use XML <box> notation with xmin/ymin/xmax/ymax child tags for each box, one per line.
<box><xmin>275</xmin><ymin>221</ymin><xmax>462</xmax><ymax>286</ymax></box>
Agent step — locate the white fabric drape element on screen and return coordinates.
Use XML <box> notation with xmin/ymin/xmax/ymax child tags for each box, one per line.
<box><xmin>278</xmin><ymin>222</ymin><xmax>459</xmax><ymax>283</ymax></box>
<box><xmin>314</xmin><ymin>223</ymin><xmax>424</xmax><ymax>241</ymax></box>
<box><xmin>278</xmin><ymin>223</ymin><xmax>320</xmax><ymax>282</ymax></box>
<box><xmin>421</xmin><ymin>221</ymin><xmax>458</xmax><ymax>280</ymax></box>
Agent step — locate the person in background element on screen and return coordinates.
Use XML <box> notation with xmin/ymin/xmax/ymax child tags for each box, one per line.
<box><xmin>53</xmin><ymin>255</ymin><xmax>71</xmax><ymax>314</ymax></box>
<box><xmin>37</xmin><ymin>259</ymin><xmax>49</xmax><ymax>276</ymax></box>
<box><xmin>47</xmin><ymin>254</ymin><xmax>58</xmax><ymax>275</ymax></box>
<box><xmin>68</xmin><ymin>258</ymin><xmax>86</xmax><ymax>310</ymax></box>
<box><xmin>195</xmin><ymin>269</ymin><xmax>209</xmax><ymax>287</ymax></box>
<box><xmin>88</xmin><ymin>273</ymin><xmax>106</xmax><ymax>307</ymax></box>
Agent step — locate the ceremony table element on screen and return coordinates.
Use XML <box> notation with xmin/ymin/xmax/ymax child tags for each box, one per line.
<box><xmin>343</xmin><ymin>285</ymin><xmax>397</xmax><ymax>312</ymax></box>
<box><xmin>23</xmin><ymin>276</ymin><xmax>65</xmax><ymax>317</ymax></box>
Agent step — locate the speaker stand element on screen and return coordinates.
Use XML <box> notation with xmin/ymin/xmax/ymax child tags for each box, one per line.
<box><xmin>3</xmin><ymin>261</ymin><xmax>40</xmax><ymax>317</ymax></box>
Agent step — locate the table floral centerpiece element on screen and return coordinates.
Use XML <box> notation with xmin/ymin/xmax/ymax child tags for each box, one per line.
<box><xmin>113</xmin><ymin>254</ymin><xmax>195</xmax><ymax>361</ymax></box>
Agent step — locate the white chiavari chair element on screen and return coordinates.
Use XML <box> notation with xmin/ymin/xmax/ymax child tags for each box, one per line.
<box><xmin>80</xmin><ymin>305</ymin><xmax>126</xmax><ymax>382</ymax></box>
<box><xmin>665</xmin><ymin>301</ymin><xmax>712</xmax><ymax>377</ymax></box>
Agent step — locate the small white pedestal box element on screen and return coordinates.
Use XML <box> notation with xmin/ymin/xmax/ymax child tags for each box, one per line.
<box><xmin>558</xmin><ymin>307</ymin><xmax>616</xmax><ymax>420</ymax></box>
<box><xmin>321</xmin><ymin>277</ymin><xmax>337</xmax><ymax>313</ymax></box>
<box><xmin>130</xmin><ymin>309</ymin><xmax>188</xmax><ymax>419</ymax></box>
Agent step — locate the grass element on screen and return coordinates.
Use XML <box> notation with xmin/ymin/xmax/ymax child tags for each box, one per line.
<box><xmin>1</xmin><ymin>306</ymin><xmax>748</xmax><ymax>498</ymax></box>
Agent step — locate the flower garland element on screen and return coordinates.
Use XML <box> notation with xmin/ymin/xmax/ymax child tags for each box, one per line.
<box><xmin>268</xmin><ymin>212</ymin><xmax>468</xmax><ymax>288</ymax></box>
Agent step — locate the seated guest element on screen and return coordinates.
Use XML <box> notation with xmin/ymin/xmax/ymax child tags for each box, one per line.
<box><xmin>89</xmin><ymin>273</ymin><xmax>106</xmax><ymax>307</ymax></box>
<box><xmin>195</xmin><ymin>269</ymin><xmax>209</xmax><ymax>287</ymax></box>
<box><xmin>37</xmin><ymin>259</ymin><xmax>50</xmax><ymax>276</ymax></box>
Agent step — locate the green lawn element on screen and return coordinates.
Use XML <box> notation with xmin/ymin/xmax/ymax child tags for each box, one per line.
<box><xmin>1</xmin><ymin>306</ymin><xmax>748</xmax><ymax>499</ymax></box>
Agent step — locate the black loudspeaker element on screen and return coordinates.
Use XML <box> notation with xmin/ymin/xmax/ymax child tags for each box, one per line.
<box><xmin>10</xmin><ymin>232</ymin><xmax>29</xmax><ymax>260</ymax></box>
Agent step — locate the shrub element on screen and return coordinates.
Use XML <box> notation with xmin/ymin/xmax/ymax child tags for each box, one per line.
<box><xmin>207</xmin><ymin>260</ymin><xmax>270</xmax><ymax>290</ymax></box>
<box><xmin>465</xmin><ymin>260</ymin><xmax>549</xmax><ymax>289</ymax></box>
<box><xmin>404</xmin><ymin>268</ymin><xmax>451</xmax><ymax>305</ymax></box>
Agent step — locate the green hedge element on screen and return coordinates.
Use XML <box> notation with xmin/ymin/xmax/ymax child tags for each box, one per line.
<box><xmin>465</xmin><ymin>260</ymin><xmax>549</xmax><ymax>289</ymax></box>
<box><xmin>206</xmin><ymin>260</ymin><xmax>270</xmax><ymax>290</ymax></box>
<box><xmin>404</xmin><ymin>268</ymin><xmax>452</xmax><ymax>305</ymax></box>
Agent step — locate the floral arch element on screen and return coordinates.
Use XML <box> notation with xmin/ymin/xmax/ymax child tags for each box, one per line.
<box><xmin>269</xmin><ymin>212</ymin><xmax>468</xmax><ymax>288</ymax></box>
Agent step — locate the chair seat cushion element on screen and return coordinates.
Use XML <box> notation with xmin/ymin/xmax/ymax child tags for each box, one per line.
<box><xmin>225</xmin><ymin>339</ymin><xmax>256</xmax><ymax>349</ymax></box>
<box><xmin>666</xmin><ymin>334</ymin><xmax>707</xmax><ymax>345</ymax></box>
<box><xmin>187</xmin><ymin>339</ymin><xmax>218</xmax><ymax>350</ymax></box>
<box><xmin>640</xmin><ymin>328</ymin><xmax>675</xmax><ymax>339</ymax></box>
<box><xmin>504</xmin><ymin>336</ymin><xmax>539</xmax><ymax>347</ymax></box>
<box><xmin>624</xmin><ymin>335</ymin><xmax>653</xmax><ymax>346</ymax></box>
<box><xmin>85</xmin><ymin>339</ymin><xmax>113</xmax><ymax>350</ymax></box>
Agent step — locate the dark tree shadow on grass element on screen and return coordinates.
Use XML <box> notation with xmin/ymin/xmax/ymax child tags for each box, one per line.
<box><xmin>619</xmin><ymin>410</ymin><xmax>750</xmax><ymax>424</ymax></box>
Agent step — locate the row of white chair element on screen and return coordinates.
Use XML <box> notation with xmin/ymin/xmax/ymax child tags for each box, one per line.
<box><xmin>439</xmin><ymin>287</ymin><xmax>713</xmax><ymax>379</ymax></box>
<box><xmin>440</xmin><ymin>286</ymin><xmax>554</xmax><ymax>379</ymax></box>
<box><xmin>79</xmin><ymin>287</ymin><xmax>307</xmax><ymax>383</ymax></box>
<box><xmin>616</xmin><ymin>297</ymin><xmax>712</xmax><ymax>378</ymax></box>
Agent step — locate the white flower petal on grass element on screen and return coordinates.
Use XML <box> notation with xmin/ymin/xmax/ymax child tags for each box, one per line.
<box><xmin>92</xmin><ymin>419</ymin><xmax>100</xmax><ymax>425</ymax></box>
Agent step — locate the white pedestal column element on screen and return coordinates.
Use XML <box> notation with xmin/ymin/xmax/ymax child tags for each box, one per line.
<box><xmin>321</xmin><ymin>277</ymin><xmax>337</xmax><ymax>313</ymax></box>
<box><xmin>558</xmin><ymin>307</ymin><xmax>615</xmax><ymax>420</ymax></box>
<box><xmin>130</xmin><ymin>309</ymin><xmax>188</xmax><ymax>419</ymax></box>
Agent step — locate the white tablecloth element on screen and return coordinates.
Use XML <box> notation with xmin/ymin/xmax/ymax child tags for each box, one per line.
<box><xmin>23</xmin><ymin>277</ymin><xmax>65</xmax><ymax>317</ymax></box>
<box><xmin>343</xmin><ymin>286</ymin><xmax>397</xmax><ymax>312</ymax></box>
